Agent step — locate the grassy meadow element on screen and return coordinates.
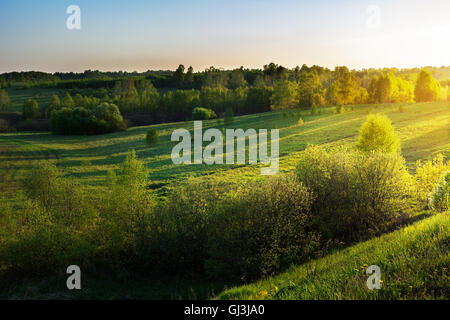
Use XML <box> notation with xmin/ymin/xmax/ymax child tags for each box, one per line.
<box><xmin>1</xmin><ymin>101</ymin><xmax>449</xmax><ymax>203</ymax></box>
<box><xmin>0</xmin><ymin>101</ymin><xmax>449</xmax><ymax>299</ymax></box>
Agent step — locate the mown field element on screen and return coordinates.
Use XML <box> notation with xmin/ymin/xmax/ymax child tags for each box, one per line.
<box><xmin>0</xmin><ymin>101</ymin><xmax>448</xmax><ymax>299</ymax></box>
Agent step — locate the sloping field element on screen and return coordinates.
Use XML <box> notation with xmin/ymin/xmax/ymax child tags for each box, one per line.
<box><xmin>0</xmin><ymin>102</ymin><xmax>449</xmax><ymax>203</ymax></box>
<box><xmin>217</xmin><ymin>212</ymin><xmax>449</xmax><ymax>300</ymax></box>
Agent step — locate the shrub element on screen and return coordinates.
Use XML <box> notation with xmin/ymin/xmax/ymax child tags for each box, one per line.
<box><xmin>295</xmin><ymin>146</ymin><xmax>413</xmax><ymax>241</ymax></box>
<box><xmin>336</xmin><ymin>105</ymin><xmax>345</xmax><ymax>114</ymax></box>
<box><xmin>50</xmin><ymin>103</ymin><xmax>126</xmax><ymax>135</ymax></box>
<box><xmin>415</xmin><ymin>154</ymin><xmax>450</xmax><ymax>207</ymax></box>
<box><xmin>355</xmin><ymin>113</ymin><xmax>400</xmax><ymax>154</ymax></box>
<box><xmin>146</xmin><ymin>128</ymin><xmax>158</xmax><ymax>146</ymax></box>
<box><xmin>224</xmin><ymin>107</ymin><xmax>234</xmax><ymax>124</ymax></box>
<box><xmin>144</xmin><ymin>179</ymin><xmax>231</xmax><ymax>274</ymax></box>
<box><xmin>429</xmin><ymin>171</ymin><xmax>449</xmax><ymax>212</ymax></box>
<box><xmin>298</xmin><ymin>117</ymin><xmax>304</xmax><ymax>125</ymax></box>
<box><xmin>205</xmin><ymin>175</ymin><xmax>318</xmax><ymax>281</ymax></box>
<box><xmin>192</xmin><ymin>107</ymin><xmax>217</xmax><ymax>120</ymax></box>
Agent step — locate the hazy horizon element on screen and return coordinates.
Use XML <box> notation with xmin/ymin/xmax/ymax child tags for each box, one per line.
<box><xmin>1</xmin><ymin>0</ymin><xmax>449</xmax><ymax>73</ymax></box>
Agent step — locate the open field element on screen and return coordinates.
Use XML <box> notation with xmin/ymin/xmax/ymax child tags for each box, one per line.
<box><xmin>0</xmin><ymin>101</ymin><xmax>449</xmax><ymax>299</ymax></box>
<box><xmin>1</xmin><ymin>101</ymin><xmax>449</xmax><ymax>203</ymax></box>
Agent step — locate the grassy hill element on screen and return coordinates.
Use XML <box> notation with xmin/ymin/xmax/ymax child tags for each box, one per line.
<box><xmin>1</xmin><ymin>101</ymin><xmax>449</xmax><ymax>204</ymax></box>
<box><xmin>0</xmin><ymin>101</ymin><xmax>448</xmax><ymax>299</ymax></box>
<box><xmin>217</xmin><ymin>212</ymin><xmax>449</xmax><ymax>300</ymax></box>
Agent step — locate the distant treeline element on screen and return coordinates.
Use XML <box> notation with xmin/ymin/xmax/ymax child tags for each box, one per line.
<box><xmin>2</xmin><ymin>64</ymin><xmax>450</xmax><ymax>90</ymax></box>
<box><xmin>1</xmin><ymin>63</ymin><xmax>449</xmax><ymax>135</ymax></box>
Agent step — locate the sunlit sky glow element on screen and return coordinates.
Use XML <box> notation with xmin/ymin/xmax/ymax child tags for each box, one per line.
<box><xmin>0</xmin><ymin>0</ymin><xmax>449</xmax><ymax>73</ymax></box>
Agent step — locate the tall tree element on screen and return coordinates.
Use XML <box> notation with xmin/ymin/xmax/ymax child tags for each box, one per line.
<box><xmin>415</xmin><ymin>69</ymin><xmax>441</xmax><ymax>102</ymax></box>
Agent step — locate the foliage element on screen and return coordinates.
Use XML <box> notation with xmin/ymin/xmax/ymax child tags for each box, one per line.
<box><xmin>295</xmin><ymin>146</ymin><xmax>413</xmax><ymax>241</ymax></box>
<box><xmin>270</xmin><ymin>80</ymin><xmax>298</xmax><ymax>110</ymax></box>
<box><xmin>22</xmin><ymin>98</ymin><xmax>39</xmax><ymax>119</ymax></box>
<box><xmin>192</xmin><ymin>107</ymin><xmax>217</xmax><ymax>120</ymax></box>
<box><xmin>206</xmin><ymin>175</ymin><xmax>319</xmax><ymax>281</ymax></box>
<box><xmin>50</xmin><ymin>103</ymin><xmax>126</xmax><ymax>135</ymax></box>
<box><xmin>146</xmin><ymin>128</ymin><xmax>159</xmax><ymax>146</ymax></box>
<box><xmin>0</xmin><ymin>89</ymin><xmax>11</xmax><ymax>111</ymax></box>
<box><xmin>355</xmin><ymin>114</ymin><xmax>400</xmax><ymax>154</ymax></box>
<box><xmin>429</xmin><ymin>171</ymin><xmax>449</xmax><ymax>212</ymax></box>
<box><xmin>415</xmin><ymin>70</ymin><xmax>441</xmax><ymax>102</ymax></box>
<box><xmin>415</xmin><ymin>154</ymin><xmax>450</xmax><ymax>207</ymax></box>
<box><xmin>297</xmin><ymin>72</ymin><xmax>323</xmax><ymax>109</ymax></box>
<box><xmin>224</xmin><ymin>106</ymin><xmax>234</xmax><ymax>124</ymax></box>
<box><xmin>218</xmin><ymin>213</ymin><xmax>449</xmax><ymax>300</ymax></box>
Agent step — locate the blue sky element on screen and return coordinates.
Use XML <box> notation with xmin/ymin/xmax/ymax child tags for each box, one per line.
<box><xmin>0</xmin><ymin>0</ymin><xmax>449</xmax><ymax>72</ymax></box>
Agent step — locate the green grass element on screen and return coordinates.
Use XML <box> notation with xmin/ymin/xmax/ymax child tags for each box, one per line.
<box><xmin>0</xmin><ymin>101</ymin><xmax>449</xmax><ymax>299</ymax></box>
<box><xmin>217</xmin><ymin>212</ymin><xmax>449</xmax><ymax>300</ymax></box>
<box><xmin>1</xmin><ymin>101</ymin><xmax>449</xmax><ymax>204</ymax></box>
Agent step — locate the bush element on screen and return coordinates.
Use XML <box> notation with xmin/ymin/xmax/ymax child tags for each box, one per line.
<box><xmin>298</xmin><ymin>117</ymin><xmax>304</xmax><ymax>125</ymax></box>
<box><xmin>224</xmin><ymin>107</ymin><xmax>234</xmax><ymax>124</ymax></box>
<box><xmin>355</xmin><ymin>113</ymin><xmax>400</xmax><ymax>154</ymax></box>
<box><xmin>192</xmin><ymin>107</ymin><xmax>217</xmax><ymax>120</ymax></box>
<box><xmin>50</xmin><ymin>103</ymin><xmax>126</xmax><ymax>135</ymax></box>
<box><xmin>143</xmin><ymin>179</ymin><xmax>231</xmax><ymax>274</ymax></box>
<box><xmin>295</xmin><ymin>146</ymin><xmax>413</xmax><ymax>241</ymax></box>
<box><xmin>146</xmin><ymin>128</ymin><xmax>158</xmax><ymax>146</ymax></box>
<box><xmin>205</xmin><ymin>175</ymin><xmax>318</xmax><ymax>281</ymax></box>
<box><xmin>429</xmin><ymin>171</ymin><xmax>449</xmax><ymax>212</ymax></box>
<box><xmin>336</xmin><ymin>105</ymin><xmax>345</xmax><ymax>114</ymax></box>
<box><xmin>415</xmin><ymin>154</ymin><xmax>450</xmax><ymax>207</ymax></box>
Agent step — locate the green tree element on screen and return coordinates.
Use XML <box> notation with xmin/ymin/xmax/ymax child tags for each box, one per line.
<box><xmin>140</xmin><ymin>82</ymin><xmax>160</xmax><ymax>112</ymax></box>
<box><xmin>415</xmin><ymin>69</ymin><xmax>441</xmax><ymax>102</ymax></box>
<box><xmin>61</xmin><ymin>92</ymin><xmax>75</xmax><ymax>109</ymax></box>
<box><xmin>270</xmin><ymin>80</ymin><xmax>298</xmax><ymax>110</ymax></box>
<box><xmin>185</xmin><ymin>66</ymin><xmax>194</xmax><ymax>84</ymax></box>
<box><xmin>228</xmin><ymin>68</ymin><xmax>247</xmax><ymax>89</ymax></box>
<box><xmin>356</xmin><ymin>114</ymin><xmax>400</xmax><ymax>154</ymax></box>
<box><xmin>23</xmin><ymin>98</ymin><xmax>39</xmax><ymax>119</ymax></box>
<box><xmin>112</xmin><ymin>150</ymin><xmax>153</xmax><ymax>254</ymax></box>
<box><xmin>146</xmin><ymin>129</ymin><xmax>159</xmax><ymax>146</ymax></box>
<box><xmin>173</xmin><ymin>64</ymin><xmax>185</xmax><ymax>86</ymax></box>
<box><xmin>73</xmin><ymin>93</ymin><xmax>84</xmax><ymax>107</ymax></box>
<box><xmin>326</xmin><ymin>67</ymin><xmax>361</xmax><ymax>105</ymax></box>
<box><xmin>0</xmin><ymin>89</ymin><xmax>11</xmax><ymax>111</ymax></box>
<box><xmin>297</xmin><ymin>72</ymin><xmax>323</xmax><ymax>109</ymax></box>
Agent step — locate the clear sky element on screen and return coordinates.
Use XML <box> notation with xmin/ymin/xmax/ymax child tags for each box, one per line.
<box><xmin>0</xmin><ymin>0</ymin><xmax>449</xmax><ymax>73</ymax></box>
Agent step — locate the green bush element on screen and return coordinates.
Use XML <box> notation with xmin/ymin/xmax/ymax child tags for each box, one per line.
<box><xmin>295</xmin><ymin>146</ymin><xmax>413</xmax><ymax>241</ymax></box>
<box><xmin>224</xmin><ymin>107</ymin><xmax>234</xmax><ymax>124</ymax></box>
<box><xmin>205</xmin><ymin>175</ymin><xmax>318</xmax><ymax>281</ymax></box>
<box><xmin>192</xmin><ymin>107</ymin><xmax>217</xmax><ymax>120</ymax></box>
<box><xmin>50</xmin><ymin>103</ymin><xmax>126</xmax><ymax>135</ymax></box>
<box><xmin>429</xmin><ymin>171</ymin><xmax>449</xmax><ymax>212</ymax></box>
<box><xmin>355</xmin><ymin>113</ymin><xmax>400</xmax><ymax>154</ymax></box>
<box><xmin>414</xmin><ymin>154</ymin><xmax>450</xmax><ymax>207</ymax></box>
<box><xmin>146</xmin><ymin>128</ymin><xmax>158</xmax><ymax>146</ymax></box>
<box><xmin>144</xmin><ymin>179</ymin><xmax>231</xmax><ymax>274</ymax></box>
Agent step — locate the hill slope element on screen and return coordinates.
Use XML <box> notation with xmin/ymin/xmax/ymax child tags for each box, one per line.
<box><xmin>217</xmin><ymin>212</ymin><xmax>449</xmax><ymax>300</ymax></box>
